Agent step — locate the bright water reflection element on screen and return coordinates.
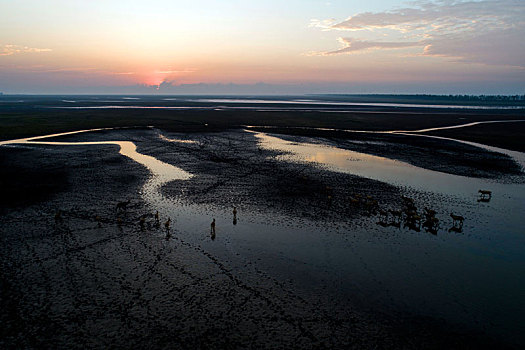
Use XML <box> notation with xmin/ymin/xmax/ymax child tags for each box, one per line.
<box><xmin>0</xmin><ymin>130</ymin><xmax>193</xmax><ymax>206</ymax></box>
<box><xmin>192</xmin><ymin>98</ymin><xmax>525</xmax><ymax>110</ymax></box>
<box><xmin>251</xmin><ymin>130</ymin><xmax>525</xmax><ymax>345</ymax></box>
<box><xmin>253</xmin><ymin>131</ymin><xmax>525</xmax><ymax>198</ymax></box>
<box><xmin>2</xmin><ymin>128</ymin><xmax>525</xmax><ymax>345</ymax></box>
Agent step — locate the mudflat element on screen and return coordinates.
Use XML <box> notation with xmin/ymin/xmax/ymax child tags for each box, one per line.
<box><xmin>1</xmin><ymin>98</ymin><xmax>524</xmax><ymax>349</ymax></box>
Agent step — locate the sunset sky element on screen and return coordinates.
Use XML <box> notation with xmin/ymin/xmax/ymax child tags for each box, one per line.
<box><xmin>1</xmin><ymin>0</ymin><xmax>524</xmax><ymax>94</ymax></box>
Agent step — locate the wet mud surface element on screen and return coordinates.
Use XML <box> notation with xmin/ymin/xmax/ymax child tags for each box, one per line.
<box><xmin>428</xmin><ymin>121</ymin><xmax>525</xmax><ymax>153</ymax></box>
<box><xmin>0</xmin><ymin>129</ymin><xmax>520</xmax><ymax>349</ymax></box>
<box><xmin>156</xmin><ymin>131</ymin><xmax>402</xmax><ymax>225</ymax></box>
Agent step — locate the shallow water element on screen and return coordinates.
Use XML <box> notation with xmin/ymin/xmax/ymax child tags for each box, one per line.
<box><xmin>192</xmin><ymin>98</ymin><xmax>525</xmax><ymax>110</ymax></box>
<box><xmin>0</xmin><ymin>131</ymin><xmax>193</xmax><ymax>209</ymax></box>
<box><xmin>143</xmin><ymin>130</ymin><xmax>524</xmax><ymax>345</ymax></box>
<box><xmin>247</xmin><ymin>131</ymin><xmax>525</xmax><ymax>342</ymax></box>
<box><xmin>246</xmin><ymin>119</ymin><xmax>525</xmax><ymax>136</ymax></box>
<box><xmin>52</xmin><ymin>105</ymin><xmax>206</xmax><ymax>110</ymax></box>
<box><xmin>403</xmin><ymin>119</ymin><xmax>525</xmax><ymax>133</ymax></box>
<box><xmin>252</xmin><ymin>131</ymin><xmax>525</xmax><ymax>195</ymax></box>
<box><xmin>2</xmin><ymin>127</ymin><xmax>525</xmax><ymax>346</ymax></box>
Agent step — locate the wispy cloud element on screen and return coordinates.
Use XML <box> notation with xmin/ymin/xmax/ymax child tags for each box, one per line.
<box><xmin>0</xmin><ymin>44</ymin><xmax>52</xmax><ymax>56</ymax></box>
<box><xmin>312</xmin><ymin>0</ymin><xmax>525</xmax><ymax>67</ymax></box>
<box><xmin>309</xmin><ymin>18</ymin><xmax>339</xmax><ymax>31</ymax></box>
<box><xmin>321</xmin><ymin>37</ymin><xmax>423</xmax><ymax>55</ymax></box>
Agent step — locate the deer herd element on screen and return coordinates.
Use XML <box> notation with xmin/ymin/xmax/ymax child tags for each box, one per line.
<box><xmin>375</xmin><ymin>193</ymin><xmax>465</xmax><ymax>234</ymax></box>
<box><xmin>373</xmin><ymin>189</ymin><xmax>491</xmax><ymax>234</ymax></box>
<box><xmin>91</xmin><ymin>200</ymin><xmax>232</xmax><ymax>239</ymax></box>
<box><xmin>53</xmin><ymin>188</ymin><xmax>491</xmax><ymax>237</ymax></box>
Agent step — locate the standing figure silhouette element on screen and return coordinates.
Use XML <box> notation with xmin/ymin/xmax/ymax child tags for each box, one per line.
<box><xmin>233</xmin><ymin>207</ymin><xmax>237</xmax><ymax>225</ymax></box>
<box><xmin>211</xmin><ymin>218</ymin><xmax>216</xmax><ymax>234</ymax></box>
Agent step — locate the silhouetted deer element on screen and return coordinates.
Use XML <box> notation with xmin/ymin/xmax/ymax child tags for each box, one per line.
<box><xmin>348</xmin><ymin>196</ymin><xmax>359</xmax><ymax>205</ymax></box>
<box><xmin>401</xmin><ymin>195</ymin><xmax>414</xmax><ymax>206</ymax></box>
<box><xmin>116</xmin><ymin>199</ymin><xmax>131</xmax><ymax>211</ymax></box>
<box><xmin>389</xmin><ymin>209</ymin><xmax>402</xmax><ymax>223</ymax></box>
<box><xmin>404</xmin><ymin>210</ymin><xmax>422</xmax><ymax>232</ymax></box>
<box><xmin>406</xmin><ymin>212</ymin><xmax>422</xmax><ymax>224</ymax></box>
<box><xmin>448</xmin><ymin>225</ymin><xmax>463</xmax><ymax>234</ymax></box>
<box><xmin>378</xmin><ymin>209</ymin><xmax>389</xmax><ymax>223</ymax></box>
<box><xmin>54</xmin><ymin>210</ymin><xmax>62</xmax><ymax>223</ymax></box>
<box><xmin>95</xmin><ymin>215</ymin><xmax>102</xmax><ymax>228</ymax></box>
<box><xmin>401</xmin><ymin>196</ymin><xmax>417</xmax><ymax>211</ymax></box>
<box><xmin>424</xmin><ymin>207</ymin><xmax>437</xmax><ymax>218</ymax></box>
<box><xmin>478</xmin><ymin>190</ymin><xmax>492</xmax><ymax>202</ymax></box>
<box><xmin>365</xmin><ymin>199</ymin><xmax>379</xmax><ymax>214</ymax></box>
<box><xmin>450</xmin><ymin>213</ymin><xmax>464</xmax><ymax>228</ymax></box>
<box><xmin>423</xmin><ymin>216</ymin><xmax>439</xmax><ymax>235</ymax></box>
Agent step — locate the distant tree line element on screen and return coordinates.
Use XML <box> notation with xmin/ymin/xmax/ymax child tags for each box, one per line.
<box><xmin>327</xmin><ymin>94</ymin><xmax>525</xmax><ymax>101</ymax></box>
<box><xmin>322</xmin><ymin>94</ymin><xmax>525</xmax><ymax>105</ymax></box>
<box><xmin>410</xmin><ymin>94</ymin><xmax>525</xmax><ymax>101</ymax></box>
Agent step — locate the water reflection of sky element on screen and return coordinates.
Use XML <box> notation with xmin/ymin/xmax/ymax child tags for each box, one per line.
<box><xmin>2</xmin><ymin>128</ymin><xmax>525</xmax><ymax>346</ymax></box>
<box><xmin>0</xmin><ymin>131</ymin><xmax>193</xmax><ymax>210</ymax></box>
<box><xmin>192</xmin><ymin>98</ymin><xmax>525</xmax><ymax>110</ymax></box>
<box><xmin>255</xmin><ymin>131</ymin><xmax>525</xmax><ymax>197</ymax></box>
<box><xmin>250</xmin><ymin>130</ymin><xmax>525</xmax><ymax>345</ymax></box>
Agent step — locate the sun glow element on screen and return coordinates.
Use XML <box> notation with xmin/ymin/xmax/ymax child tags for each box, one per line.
<box><xmin>142</xmin><ymin>75</ymin><xmax>163</xmax><ymax>88</ymax></box>
<box><xmin>0</xmin><ymin>0</ymin><xmax>523</xmax><ymax>93</ymax></box>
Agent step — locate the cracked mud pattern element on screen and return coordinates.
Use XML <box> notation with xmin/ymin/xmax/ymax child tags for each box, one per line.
<box><xmin>0</xmin><ymin>130</ymin><xmax>512</xmax><ymax>349</ymax></box>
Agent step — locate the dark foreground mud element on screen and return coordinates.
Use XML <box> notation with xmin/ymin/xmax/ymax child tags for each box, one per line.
<box><xmin>0</xmin><ymin>129</ymin><xmax>518</xmax><ymax>349</ymax></box>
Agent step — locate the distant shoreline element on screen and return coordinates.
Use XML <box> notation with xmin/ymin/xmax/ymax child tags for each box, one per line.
<box><xmin>1</xmin><ymin>95</ymin><xmax>525</xmax><ymax>152</ymax></box>
<box><xmin>1</xmin><ymin>93</ymin><xmax>524</xmax><ymax>107</ymax></box>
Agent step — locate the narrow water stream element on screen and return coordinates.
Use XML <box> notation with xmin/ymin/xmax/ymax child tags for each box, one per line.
<box><xmin>246</xmin><ymin>118</ymin><xmax>525</xmax><ymax>136</ymax></box>
<box><xmin>0</xmin><ymin>130</ymin><xmax>193</xmax><ymax>209</ymax></box>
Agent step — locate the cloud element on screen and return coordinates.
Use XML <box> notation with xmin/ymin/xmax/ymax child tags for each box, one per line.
<box><xmin>314</xmin><ymin>0</ymin><xmax>525</xmax><ymax>67</ymax></box>
<box><xmin>309</xmin><ymin>18</ymin><xmax>339</xmax><ymax>30</ymax></box>
<box><xmin>321</xmin><ymin>37</ymin><xmax>423</xmax><ymax>55</ymax></box>
<box><xmin>331</xmin><ymin>0</ymin><xmax>522</xmax><ymax>32</ymax></box>
<box><xmin>0</xmin><ymin>44</ymin><xmax>52</xmax><ymax>56</ymax></box>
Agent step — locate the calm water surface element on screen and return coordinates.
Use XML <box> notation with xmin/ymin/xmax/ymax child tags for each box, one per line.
<box><xmin>192</xmin><ymin>98</ymin><xmax>525</xmax><ymax>110</ymax></box>
<box><xmin>2</xmin><ymin>128</ymin><xmax>524</xmax><ymax>346</ymax></box>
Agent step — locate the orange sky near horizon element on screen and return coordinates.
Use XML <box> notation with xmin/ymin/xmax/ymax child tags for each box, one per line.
<box><xmin>1</xmin><ymin>0</ymin><xmax>524</xmax><ymax>93</ymax></box>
